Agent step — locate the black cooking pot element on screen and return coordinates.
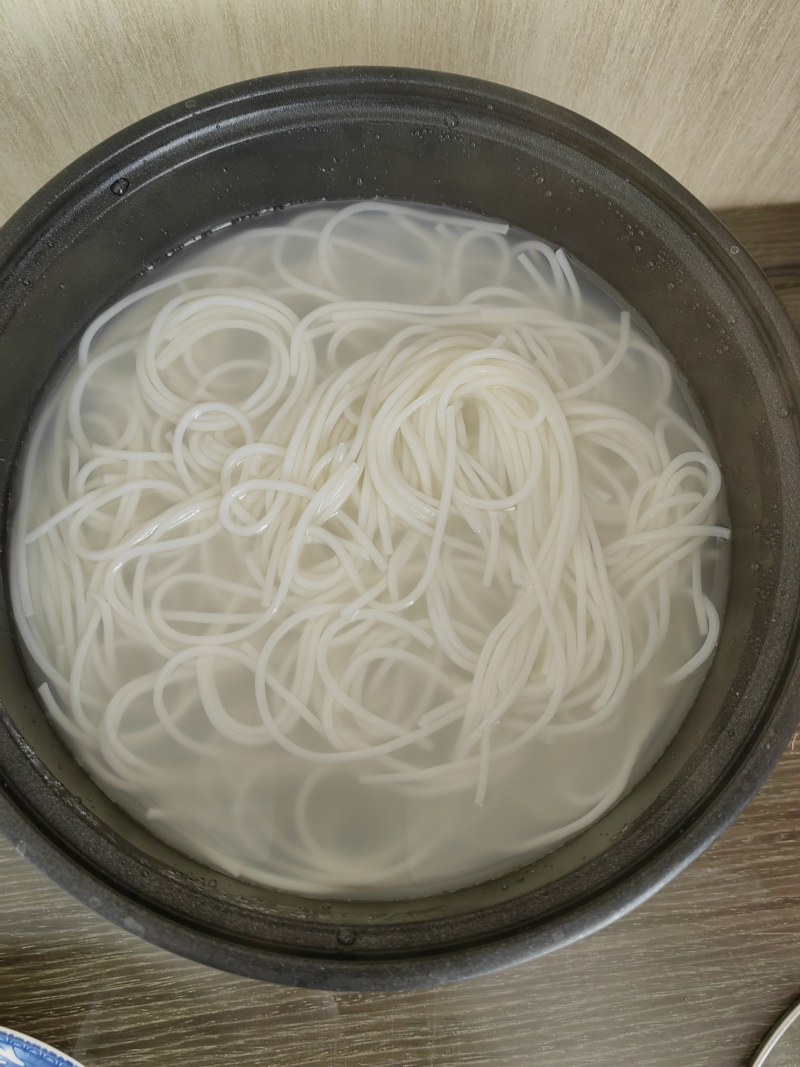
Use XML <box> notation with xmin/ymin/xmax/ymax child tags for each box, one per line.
<box><xmin>1</xmin><ymin>68</ymin><xmax>799</xmax><ymax>992</ymax></box>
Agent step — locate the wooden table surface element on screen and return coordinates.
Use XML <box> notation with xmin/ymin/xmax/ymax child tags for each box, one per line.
<box><xmin>1</xmin><ymin>205</ymin><xmax>799</xmax><ymax>1067</ymax></box>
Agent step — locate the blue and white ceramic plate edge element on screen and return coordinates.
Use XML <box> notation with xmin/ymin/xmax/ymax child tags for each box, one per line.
<box><xmin>0</xmin><ymin>1027</ymin><xmax>85</xmax><ymax>1067</ymax></box>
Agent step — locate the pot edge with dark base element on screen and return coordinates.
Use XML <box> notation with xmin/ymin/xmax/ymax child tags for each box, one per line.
<box><xmin>1</xmin><ymin>67</ymin><xmax>799</xmax><ymax>991</ymax></box>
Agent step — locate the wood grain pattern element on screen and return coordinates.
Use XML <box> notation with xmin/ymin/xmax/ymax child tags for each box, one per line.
<box><xmin>0</xmin><ymin>0</ymin><xmax>799</xmax><ymax>225</ymax></box>
<box><xmin>0</xmin><ymin>205</ymin><xmax>799</xmax><ymax>1067</ymax></box>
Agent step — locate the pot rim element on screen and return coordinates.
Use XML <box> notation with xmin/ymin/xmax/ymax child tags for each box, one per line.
<box><xmin>1</xmin><ymin>66</ymin><xmax>800</xmax><ymax>991</ymax></box>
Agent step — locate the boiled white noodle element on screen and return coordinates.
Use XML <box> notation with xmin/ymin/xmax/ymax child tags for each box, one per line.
<box><xmin>10</xmin><ymin>200</ymin><xmax>729</xmax><ymax>897</ymax></box>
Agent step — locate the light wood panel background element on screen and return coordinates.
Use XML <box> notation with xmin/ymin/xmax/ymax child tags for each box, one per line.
<box><xmin>1</xmin><ymin>0</ymin><xmax>798</xmax><ymax>224</ymax></box>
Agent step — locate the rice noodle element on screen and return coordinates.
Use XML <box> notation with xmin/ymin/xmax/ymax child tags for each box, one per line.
<box><xmin>9</xmin><ymin>200</ymin><xmax>729</xmax><ymax>898</ymax></box>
